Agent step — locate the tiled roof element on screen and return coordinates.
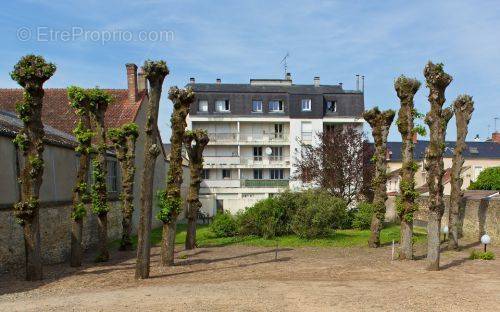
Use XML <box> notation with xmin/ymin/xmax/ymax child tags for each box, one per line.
<box><xmin>379</xmin><ymin>140</ymin><xmax>500</xmax><ymax>162</ymax></box>
<box><xmin>189</xmin><ymin>82</ymin><xmax>349</xmax><ymax>94</ymax></box>
<box><xmin>0</xmin><ymin>88</ymin><xmax>144</xmax><ymax>136</ymax></box>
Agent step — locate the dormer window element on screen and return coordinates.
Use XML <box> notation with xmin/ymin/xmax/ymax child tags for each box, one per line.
<box><xmin>301</xmin><ymin>99</ymin><xmax>311</xmax><ymax>111</ymax></box>
<box><xmin>269</xmin><ymin>100</ymin><xmax>283</xmax><ymax>112</ymax></box>
<box><xmin>198</xmin><ymin>100</ymin><xmax>208</xmax><ymax>112</ymax></box>
<box><xmin>327</xmin><ymin>100</ymin><xmax>337</xmax><ymax>112</ymax></box>
<box><xmin>252</xmin><ymin>100</ymin><xmax>262</xmax><ymax>112</ymax></box>
<box><xmin>215</xmin><ymin>99</ymin><xmax>230</xmax><ymax>112</ymax></box>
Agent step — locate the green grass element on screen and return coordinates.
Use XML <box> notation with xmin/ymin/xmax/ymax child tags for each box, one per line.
<box><xmin>112</xmin><ymin>223</ymin><xmax>426</xmax><ymax>249</ymax></box>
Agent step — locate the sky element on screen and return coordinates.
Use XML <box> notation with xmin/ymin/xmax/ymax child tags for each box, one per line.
<box><xmin>1</xmin><ymin>0</ymin><xmax>499</xmax><ymax>142</ymax></box>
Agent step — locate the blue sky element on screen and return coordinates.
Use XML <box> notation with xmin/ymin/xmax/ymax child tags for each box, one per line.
<box><xmin>1</xmin><ymin>0</ymin><xmax>499</xmax><ymax>142</ymax></box>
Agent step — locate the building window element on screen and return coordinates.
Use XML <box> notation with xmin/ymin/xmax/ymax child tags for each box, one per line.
<box><xmin>270</xmin><ymin>169</ymin><xmax>284</xmax><ymax>180</ymax></box>
<box><xmin>253</xmin><ymin>146</ymin><xmax>262</xmax><ymax>161</ymax></box>
<box><xmin>301</xmin><ymin>121</ymin><xmax>312</xmax><ymax>141</ymax></box>
<box><xmin>327</xmin><ymin>100</ymin><xmax>337</xmax><ymax>112</ymax></box>
<box><xmin>473</xmin><ymin>166</ymin><xmax>484</xmax><ymax>181</ymax></box>
<box><xmin>301</xmin><ymin>99</ymin><xmax>311</xmax><ymax>111</ymax></box>
<box><xmin>202</xmin><ymin>169</ymin><xmax>210</xmax><ymax>180</ymax></box>
<box><xmin>198</xmin><ymin>100</ymin><xmax>208</xmax><ymax>112</ymax></box>
<box><xmin>252</xmin><ymin>100</ymin><xmax>262</xmax><ymax>112</ymax></box>
<box><xmin>222</xmin><ymin>169</ymin><xmax>231</xmax><ymax>179</ymax></box>
<box><xmin>253</xmin><ymin>169</ymin><xmax>263</xmax><ymax>179</ymax></box>
<box><xmin>107</xmin><ymin>160</ymin><xmax>118</xmax><ymax>192</ymax></box>
<box><xmin>215</xmin><ymin>100</ymin><xmax>230</xmax><ymax>112</ymax></box>
<box><xmin>270</xmin><ymin>147</ymin><xmax>283</xmax><ymax>161</ymax></box>
<box><xmin>269</xmin><ymin>100</ymin><xmax>283</xmax><ymax>112</ymax></box>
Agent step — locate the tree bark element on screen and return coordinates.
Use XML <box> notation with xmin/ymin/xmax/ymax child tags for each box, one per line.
<box><xmin>185</xmin><ymin>212</ymin><xmax>197</xmax><ymax>250</ymax></box>
<box><xmin>96</xmin><ymin>213</ymin><xmax>109</xmax><ymax>262</ymax></box>
<box><xmin>395</xmin><ymin>76</ymin><xmax>421</xmax><ymax>260</ymax></box>
<box><xmin>135</xmin><ymin>61</ymin><xmax>168</xmax><ymax>279</ymax></box>
<box><xmin>448</xmin><ymin>95</ymin><xmax>474</xmax><ymax>250</ymax></box>
<box><xmin>161</xmin><ymin>222</ymin><xmax>176</xmax><ymax>266</ymax></box>
<box><xmin>23</xmin><ymin>209</ymin><xmax>42</xmax><ymax>281</ymax></box>
<box><xmin>424</xmin><ymin>61</ymin><xmax>453</xmax><ymax>271</ymax></box>
<box><xmin>70</xmin><ymin>218</ymin><xmax>83</xmax><ymax>267</ymax></box>
<box><xmin>364</xmin><ymin>108</ymin><xmax>395</xmax><ymax>248</ymax></box>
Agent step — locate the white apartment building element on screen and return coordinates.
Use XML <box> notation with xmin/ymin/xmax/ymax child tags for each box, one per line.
<box><xmin>186</xmin><ymin>74</ymin><xmax>365</xmax><ymax>215</ymax></box>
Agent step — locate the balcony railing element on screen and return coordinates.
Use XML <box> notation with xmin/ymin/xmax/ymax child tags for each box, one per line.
<box><xmin>206</xmin><ymin>132</ymin><xmax>289</xmax><ymax>143</ymax></box>
<box><xmin>241</xmin><ymin>179</ymin><xmax>289</xmax><ymax>188</ymax></box>
<box><xmin>207</xmin><ymin>132</ymin><xmax>238</xmax><ymax>142</ymax></box>
<box><xmin>201</xmin><ymin>179</ymin><xmax>289</xmax><ymax>188</ymax></box>
<box><xmin>203</xmin><ymin>156</ymin><xmax>290</xmax><ymax>166</ymax></box>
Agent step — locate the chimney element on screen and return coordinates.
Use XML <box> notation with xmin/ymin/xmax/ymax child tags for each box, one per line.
<box><xmin>314</xmin><ymin>76</ymin><xmax>320</xmax><ymax>87</ymax></box>
<box><xmin>189</xmin><ymin>77</ymin><xmax>195</xmax><ymax>84</ymax></box>
<box><xmin>356</xmin><ymin>74</ymin><xmax>360</xmax><ymax>91</ymax></box>
<box><xmin>285</xmin><ymin>72</ymin><xmax>292</xmax><ymax>81</ymax></box>
<box><xmin>126</xmin><ymin>63</ymin><xmax>138</xmax><ymax>103</ymax></box>
<box><xmin>137</xmin><ymin>67</ymin><xmax>147</xmax><ymax>93</ymax></box>
<box><xmin>339</xmin><ymin>82</ymin><xmax>343</xmax><ymax>89</ymax></box>
<box><xmin>492</xmin><ymin>132</ymin><xmax>500</xmax><ymax>143</ymax></box>
<box><xmin>216</xmin><ymin>78</ymin><xmax>221</xmax><ymax>85</ymax></box>
<box><xmin>361</xmin><ymin>75</ymin><xmax>365</xmax><ymax>93</ymax></box>
<box><xmin>412</xmin><ymin>132</ymin><xmax>418</xmax><ymax>144</ymax></box>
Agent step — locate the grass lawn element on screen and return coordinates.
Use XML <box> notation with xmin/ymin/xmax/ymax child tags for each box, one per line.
<box><xmin>114</xmin><ymin>223</ymin><xmax>427</xmax><ymax>249</ymax></box>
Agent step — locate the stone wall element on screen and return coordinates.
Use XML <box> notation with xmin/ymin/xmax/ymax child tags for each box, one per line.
<box><xmin>0</xmin><ymin>201</ymin><xmax>123</xmax><ymax>272</ymax></box>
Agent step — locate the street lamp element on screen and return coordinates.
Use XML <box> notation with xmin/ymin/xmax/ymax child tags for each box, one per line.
<box><xmin>442</xmin><ymin>226</ymin><xmax>449</xmax><ymax>242</ymax></box>
<box><xmin>481</xmin><ymin>234</ymin><xmax>491</xmax><ymax>252</ymax></box>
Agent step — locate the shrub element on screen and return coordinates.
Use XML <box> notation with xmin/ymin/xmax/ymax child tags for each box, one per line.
<box><xmin>352</xmin><ymin>202</ymin><xmax>374</xmax><ymax>230</ymax></box>
<box><xmin>468</xmin><ymin>167</ymin><xmax>500</xmax><ymax>190</ymax></box>
<box><xmin>290</xmin><ymin>190</ymin><xmax>347</xmax><ymax>239</ymax></box>
<box><xmin>210</xmin><ymin>212</ymin><xmax>238</xmax><ymax>238</ymax></box>
<box><xmin>470</xmin><ymin>250</ymin><xmax>495</xmax><ymax>260</ymax></box>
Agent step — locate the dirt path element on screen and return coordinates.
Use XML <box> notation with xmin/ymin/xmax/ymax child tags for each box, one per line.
<box><xmin>1</xmin><ymin>243</ymin><xmax>499</xmax><ymax>311</ymax></box>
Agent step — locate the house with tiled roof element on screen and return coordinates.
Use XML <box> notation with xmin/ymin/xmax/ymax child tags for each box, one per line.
<box><xmin>0</xmin><ymin>64</ymin><xmax>179</xmax><ymax>271</ymax></box>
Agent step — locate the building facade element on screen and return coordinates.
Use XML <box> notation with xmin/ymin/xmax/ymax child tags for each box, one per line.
<box><xmin>186</xmin><ymin>75</ymin><xmax>364</xmax><ymax>215</ymax></box>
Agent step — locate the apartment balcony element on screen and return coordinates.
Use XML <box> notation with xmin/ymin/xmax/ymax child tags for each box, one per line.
<box><xmin>203</xmin><ymin>156</ymin><xmax>291</xmax><ymax>168</ymax></box>
<box><xmin>206</xmin><ymin>132</ymin><xmax>289</xmax><ymax>145</ymax></box>
<box><xmin>200</xmin><ymin>179</ymin><xmax>289</xmax><ymax>188</ymax></box>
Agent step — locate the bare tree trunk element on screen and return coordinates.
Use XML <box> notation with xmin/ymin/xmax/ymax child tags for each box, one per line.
<box><xmin>394</xmin><ymin>75</ymin><xmax>421</xmax><ymax>260</ymax></box>
<box><xmin>161</xmin><ymin>222</ymin><xmax>176</xmax><ymax>266</ymax></box>
<box><xmin>185</xmin><ymin>211</ymin><xmax>197</xmax><ymax>250</ymax></box>
<box><xmin>424</xmin><ymin>61</ymin><xmax>453</xmax><ymax>271</ymax></box>
<box><xmin>70</xmin><ymin>218</ymin><xmax>83</xmax><ymax>267</ymax></box>
<box><xmin>449</xmin><ymin>95</ymin><xmax>474</xmax><ymax>250</ymax></box>
<box><xmin>135</xmin><ymin>61</ymin><xmax>169</xmax><ymax>279</ymax></box>
<box><xmin>23</xmin><ymin>210</ymin><xmax>42</xmax><ymax>281</ymax></box>
<box><xmin>96</xmin><ymin>213</ymin><xmax>109</xmax><ymax>262</ymax></box>
<box><xmin>364</xmin><ymin>108</ymin><xmax>395</xmax><ymax>248</ymax></box>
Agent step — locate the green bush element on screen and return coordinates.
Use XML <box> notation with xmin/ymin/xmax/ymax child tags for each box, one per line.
<box><xmin>352</xmin><ymin>202</ymin><xmax>374</xmax><ymax>230</ymax></box>
<box><xmin>210</xmin><ymin>212</ymin><xmax>238</xmax><ymax>238</ymax></box>
<box><xmin>470</xmin><ymin>250</ymin><xmax>495</xmax><ymax>260</ymax></box>
<box><xmin>468</xmin><ymin>166</ymin><xmax>500</xmax><ymax>190</ymax></box>
<box><xmin>290</xmin><ymin>190</ymin><xmax>347</xmax><ymax>239</ymax></box>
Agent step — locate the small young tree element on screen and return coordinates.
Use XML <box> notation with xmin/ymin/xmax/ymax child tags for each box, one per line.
<box><xmin>294</xmin><ymin>125</ymin><xmax>368</xmax><ymax>206</ymax></box>
<box><xmin>363</xmin><ymin>107</ymin><xmax>395</xmax><ymax>248</ymax></box>
<box><xmin>136</xmin><ymin>60</ymin><xmax>169</xmax><ymax>279</ymax></box>
<box><xmin>423</xmin><ymin>61</ymin><xmax>453</xmax><ymax>270</ymax></box>
<box><xmin>109</xmin><ymin>123</ymin><xmax>139</xmax><ymax>251</ymax></box>
<box><xmin>449</xmin><ymin>95</ymin><xmax>474</xmax><ymax>250</ymax></box>
<box><xmin>183</xmin><ymin>129</ymin><xmax>210</xmax><ymax>250</ymax></box>
<box><xmin>88</xmin><ymin>89</ymin><xmax>113</xmax><ymax>262</ymax></box>
<box><xmin>10</xmin><ymin>55</ymin><xmax>56</xmax><ymax>280</ymax></box>
<box><xmin>67</xmin><ymin>86</ymin><xmax>94</xmax><ymax>267</ymax></box>
<box><xmin>157</xmin><ymin>86</ymin><xmax>194</xmax><ymax>266</ymax></box>
<box><xmin>394</xmin><ymin>75</ymin><xmax>423</xmax><ymax>260</ymax></box>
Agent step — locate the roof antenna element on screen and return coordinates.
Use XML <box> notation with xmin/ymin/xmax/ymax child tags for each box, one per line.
<box><xmin>280</xmin><ymin>52</ymin><xmax>290</xmax><ymax>78</ymax></box>
<box><xmin>494</xmin><ymin>117</ymin><xmax>499</xmax><ymax>132</ymax></box>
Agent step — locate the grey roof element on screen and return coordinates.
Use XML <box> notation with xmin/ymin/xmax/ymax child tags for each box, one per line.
<box><xmin>0</xmin><ymin>110</ymin><xmax>77</xmax><ymax>148</ymax></box>
<box><xmin>384</xmin><ymin>140</ymin><xmax>500</xmax><ymax>161</ymax></box>
<box><xmin>189</xmin><ymin>83</ymin><xmax>352</xmax><ymax>94</ymax></box>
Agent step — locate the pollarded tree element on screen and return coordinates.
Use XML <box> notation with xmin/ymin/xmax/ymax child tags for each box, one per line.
<box><xmin>183</xmin><ymin>129</ymin><xmax>210</xmax><ymax>250</ymax></box>
<box><xmin>88</xmin><ymin>88</ymin><xmax>114</xmax><ymax>262</ymax></box>
<box><xmin>363</xmin><ymin>107</ymin><xmax>395</xmax><ymax>248</ymax></box>
<box><xmin>157</xmin><ymin>86</ymin><xmax>194</xmax><ymax>266</ymax></box>
<box><xmin>10</xmin><ymin>55</ymin><xmax>56</xmax><ymax>281</ymax></box>
<box><xmin>449</xmin><ymin>95</ymin><xmax>474</xmax><ymax>250</ymax></box>
<box><xmin>67</xmin><ymin>86</ymin><xmax>94</xmax><ymax>267</ymax></box>
<box><xmin>394</xmin><ymin>75</ymin><xmax>423</xmax><ymax>260</ymax></box>
<box><xmin>136</xmin><ymin>60</ymin><xmax>169</xmax><ymax>279</ymax></box>
<box><xmin>109</xmin><ymin>123</ymin><xmax>139</xmax><ymax>251</ymax></box>
<box><xmin>423</xmin><ymin>61</ymin><xmax>453</xmax><ymax>271</ymax></box>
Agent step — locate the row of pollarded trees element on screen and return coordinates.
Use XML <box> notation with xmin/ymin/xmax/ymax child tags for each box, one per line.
<box><xmin>365</xmin><ymin>61</ymin><xmax>474</xmax><ymax>270</ymax></box>
<box><xmin>11</xmin><ymin>56</ymin><xmax>209</xmax><ymax>281</ymax></box>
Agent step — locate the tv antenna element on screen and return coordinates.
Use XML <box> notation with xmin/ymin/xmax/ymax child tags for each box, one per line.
<box><xmin>495</xmin><ymin>117</ymin><xmax>499</xmax><ymax>132</ymax></box>
<box><xmin>280</xmin><ymin>52</ymin><xmax>290</xmax><ymax>77</ymax></box>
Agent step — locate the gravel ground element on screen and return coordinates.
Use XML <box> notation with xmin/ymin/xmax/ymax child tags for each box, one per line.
<box><xmin>0</xmin><ymin>241</ymin><xmax>499</xmax><ymax>311</ymax></box>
